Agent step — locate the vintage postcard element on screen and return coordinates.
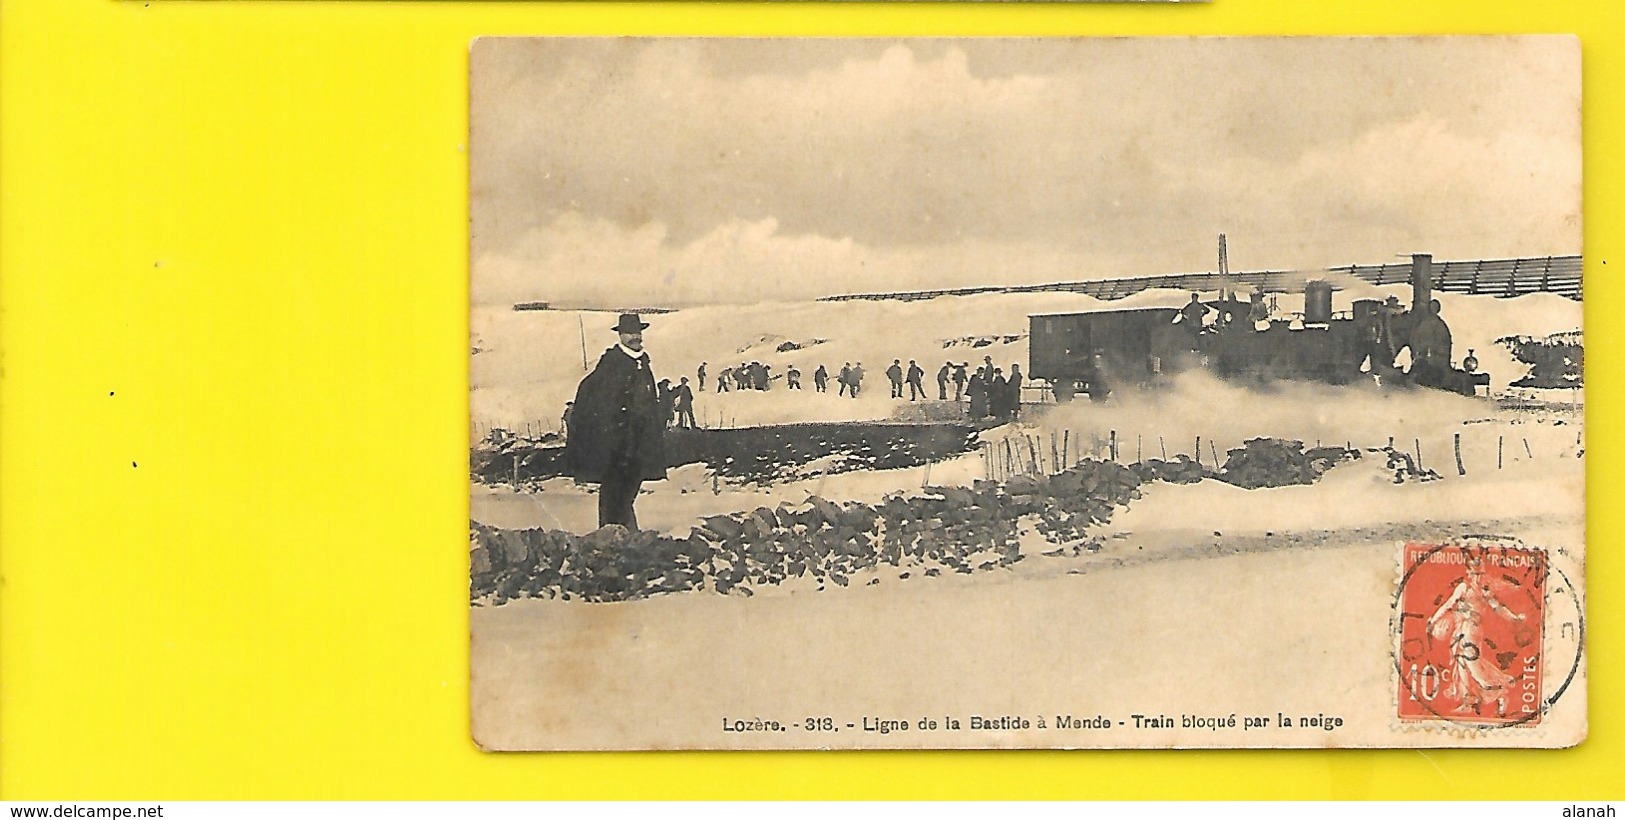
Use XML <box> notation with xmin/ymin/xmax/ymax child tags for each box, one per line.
<box><xmin>468</xmin><ymin>37</ymin><xmax>1584</xmax><ymax>750</ymax></box>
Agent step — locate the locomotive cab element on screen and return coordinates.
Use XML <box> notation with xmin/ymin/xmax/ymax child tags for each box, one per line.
<box><xmin>1029</xmin><ymin>254</ymin><xmax>1487</xmax><ymax>399</ymax></box>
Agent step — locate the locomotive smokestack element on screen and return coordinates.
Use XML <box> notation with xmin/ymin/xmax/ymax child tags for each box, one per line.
<box><xmin>1411</xmin><ymin>253</ymin><xmax>1433</xmax><ymax>309</ymax></box>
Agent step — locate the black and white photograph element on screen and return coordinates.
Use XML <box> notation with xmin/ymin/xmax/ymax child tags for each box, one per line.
<box><xmin>468</xmin><ymin>37</ymin><xmax>1585</xmax><ymax>750</ymax></box>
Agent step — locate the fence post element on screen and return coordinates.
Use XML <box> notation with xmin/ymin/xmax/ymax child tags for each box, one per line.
<box><xmin>1453</xmin><ymin>432</ymin><xmax>1465</xmax><ymax>476</ymax></box>
<box><xmin>1414</xmin><ymin>438</ymin><xmax>1423</xmax><ymax>471</ymax></box>
<box><xmin>1110</xmin><ymin>430</ymin><xmax>1118</xmax><ymax>462</ymax></box>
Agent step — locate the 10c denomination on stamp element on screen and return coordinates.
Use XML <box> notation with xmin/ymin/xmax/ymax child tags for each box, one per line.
<box><xmin>1395</xmin><ymin>541</ymin><xmax>1546</xmax><ymax>727</ymax></box>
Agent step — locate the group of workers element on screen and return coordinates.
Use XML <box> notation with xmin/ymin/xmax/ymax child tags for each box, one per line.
<box><xmin>689</xmin><ymin>355</ymin><xmax>1027</xmax><ymax>421</ymax></box>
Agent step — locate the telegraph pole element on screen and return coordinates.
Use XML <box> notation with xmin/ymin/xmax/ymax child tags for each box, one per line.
<box><xmin>577</xmin><ymin>314</ymin><xmax>589</xmax><ymax>372</ymax></box>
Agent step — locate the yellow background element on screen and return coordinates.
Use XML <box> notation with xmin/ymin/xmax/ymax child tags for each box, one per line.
<box><xmin>0</xmin><ymin>0</ymin><xmax>1616</xmax><ymax>800</ymax></box>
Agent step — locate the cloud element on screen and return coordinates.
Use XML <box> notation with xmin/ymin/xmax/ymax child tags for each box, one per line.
<box><xmin>474</xmin><ymin>212</ymin><xmax>1154</xmax><ymax>307</ymax></box>
<box><xmin>473</xmin><ymin>42</ymin><xmax>1064</xmax><ymax>250</ymax></box>
<box><xmin>1162</xmin><ymin>114</ymin><xmax>1580</xmax><ymax>265</ymax></box>
<box><xmin>471</xmin><ymin>38</ymin><xmax>1580</xmax><ymax>305</ymax></box>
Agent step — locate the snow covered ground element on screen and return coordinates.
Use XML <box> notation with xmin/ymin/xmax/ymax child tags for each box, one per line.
<box><xmin>469</xmin><ymin>286</ymin><xmax>1586</xmax><ymax>750</ymax></box>
<box><xmin>471</xmin><ymin>286</ymin><xmax>1582</xmax><ymax>434</ymax></box>
<box><xmin>471</xmin><ymin>455</ymin><xmax>1584</xmax><ymax>749</ymax></box>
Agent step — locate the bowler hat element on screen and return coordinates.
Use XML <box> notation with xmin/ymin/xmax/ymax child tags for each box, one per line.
<box><xmin>612</xmin><ymin>312</ymin><xmax>650</xmax><ymax>333</ymax></box>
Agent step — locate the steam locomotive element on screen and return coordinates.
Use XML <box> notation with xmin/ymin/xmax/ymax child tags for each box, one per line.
<box><xmin>1029</xmin><ymin>254</ymin><xmax>1489</xmax><ymax>400</ymax></box>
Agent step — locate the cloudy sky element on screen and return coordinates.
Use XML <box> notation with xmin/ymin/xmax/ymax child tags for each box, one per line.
<box><xmin>470</xmin><ymin>37</ymin><xmax>1579</xmax><ymax>308</ymax></box>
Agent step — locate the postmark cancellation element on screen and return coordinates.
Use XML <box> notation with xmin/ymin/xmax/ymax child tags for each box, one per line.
<box><xmin>1393</xmin><ymin>539</ymin><xmax>1585</xmax><ymax>743</ymax></box>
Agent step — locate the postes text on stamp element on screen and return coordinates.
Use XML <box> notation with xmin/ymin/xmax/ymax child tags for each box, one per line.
<box><xmin>1396</xmin><ymin>541</ymin><xmax>1546</xmax><ymax>726</ymax></box>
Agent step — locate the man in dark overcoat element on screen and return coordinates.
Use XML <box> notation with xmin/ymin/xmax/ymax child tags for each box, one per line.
<box><xmin>967</xmin><ymin>367</ymin><xmax>988</xmax><ymax>419</ymax></box>
<box><xmin>673</xmin><ymin>377</ymin><xmax>696</xmax><ymax>429</ymax></box>
<box><xmin>988</xmin><ymin>368</ymin><xmax>1009</xmax><ymax>422</ymax></box>
<box><xmin>567</xmin><ymin>313</ymin><xmax>667</xmax><ymax>530</ymax></box>
<box><xmin>1006</xmin><ymin>363</ymin><xmax>1024</xmax><ymax>420</ymax></box>
<box><xmin>1407</xmin><ymin>299</ymin><xmax>1454</xmax><ymax>387</ymax></box>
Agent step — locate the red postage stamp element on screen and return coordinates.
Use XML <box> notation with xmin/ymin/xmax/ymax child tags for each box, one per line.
<box><xmin>1396</xmin><ymin>541</ymin><xmax>1547</xmax><ymax>726</ymax></box>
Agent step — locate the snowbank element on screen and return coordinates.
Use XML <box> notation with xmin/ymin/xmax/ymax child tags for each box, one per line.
<box><xmin>471</xmin><ymin>288</ymin><xmax>1581</xmax><ymax>433</ymax></box>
